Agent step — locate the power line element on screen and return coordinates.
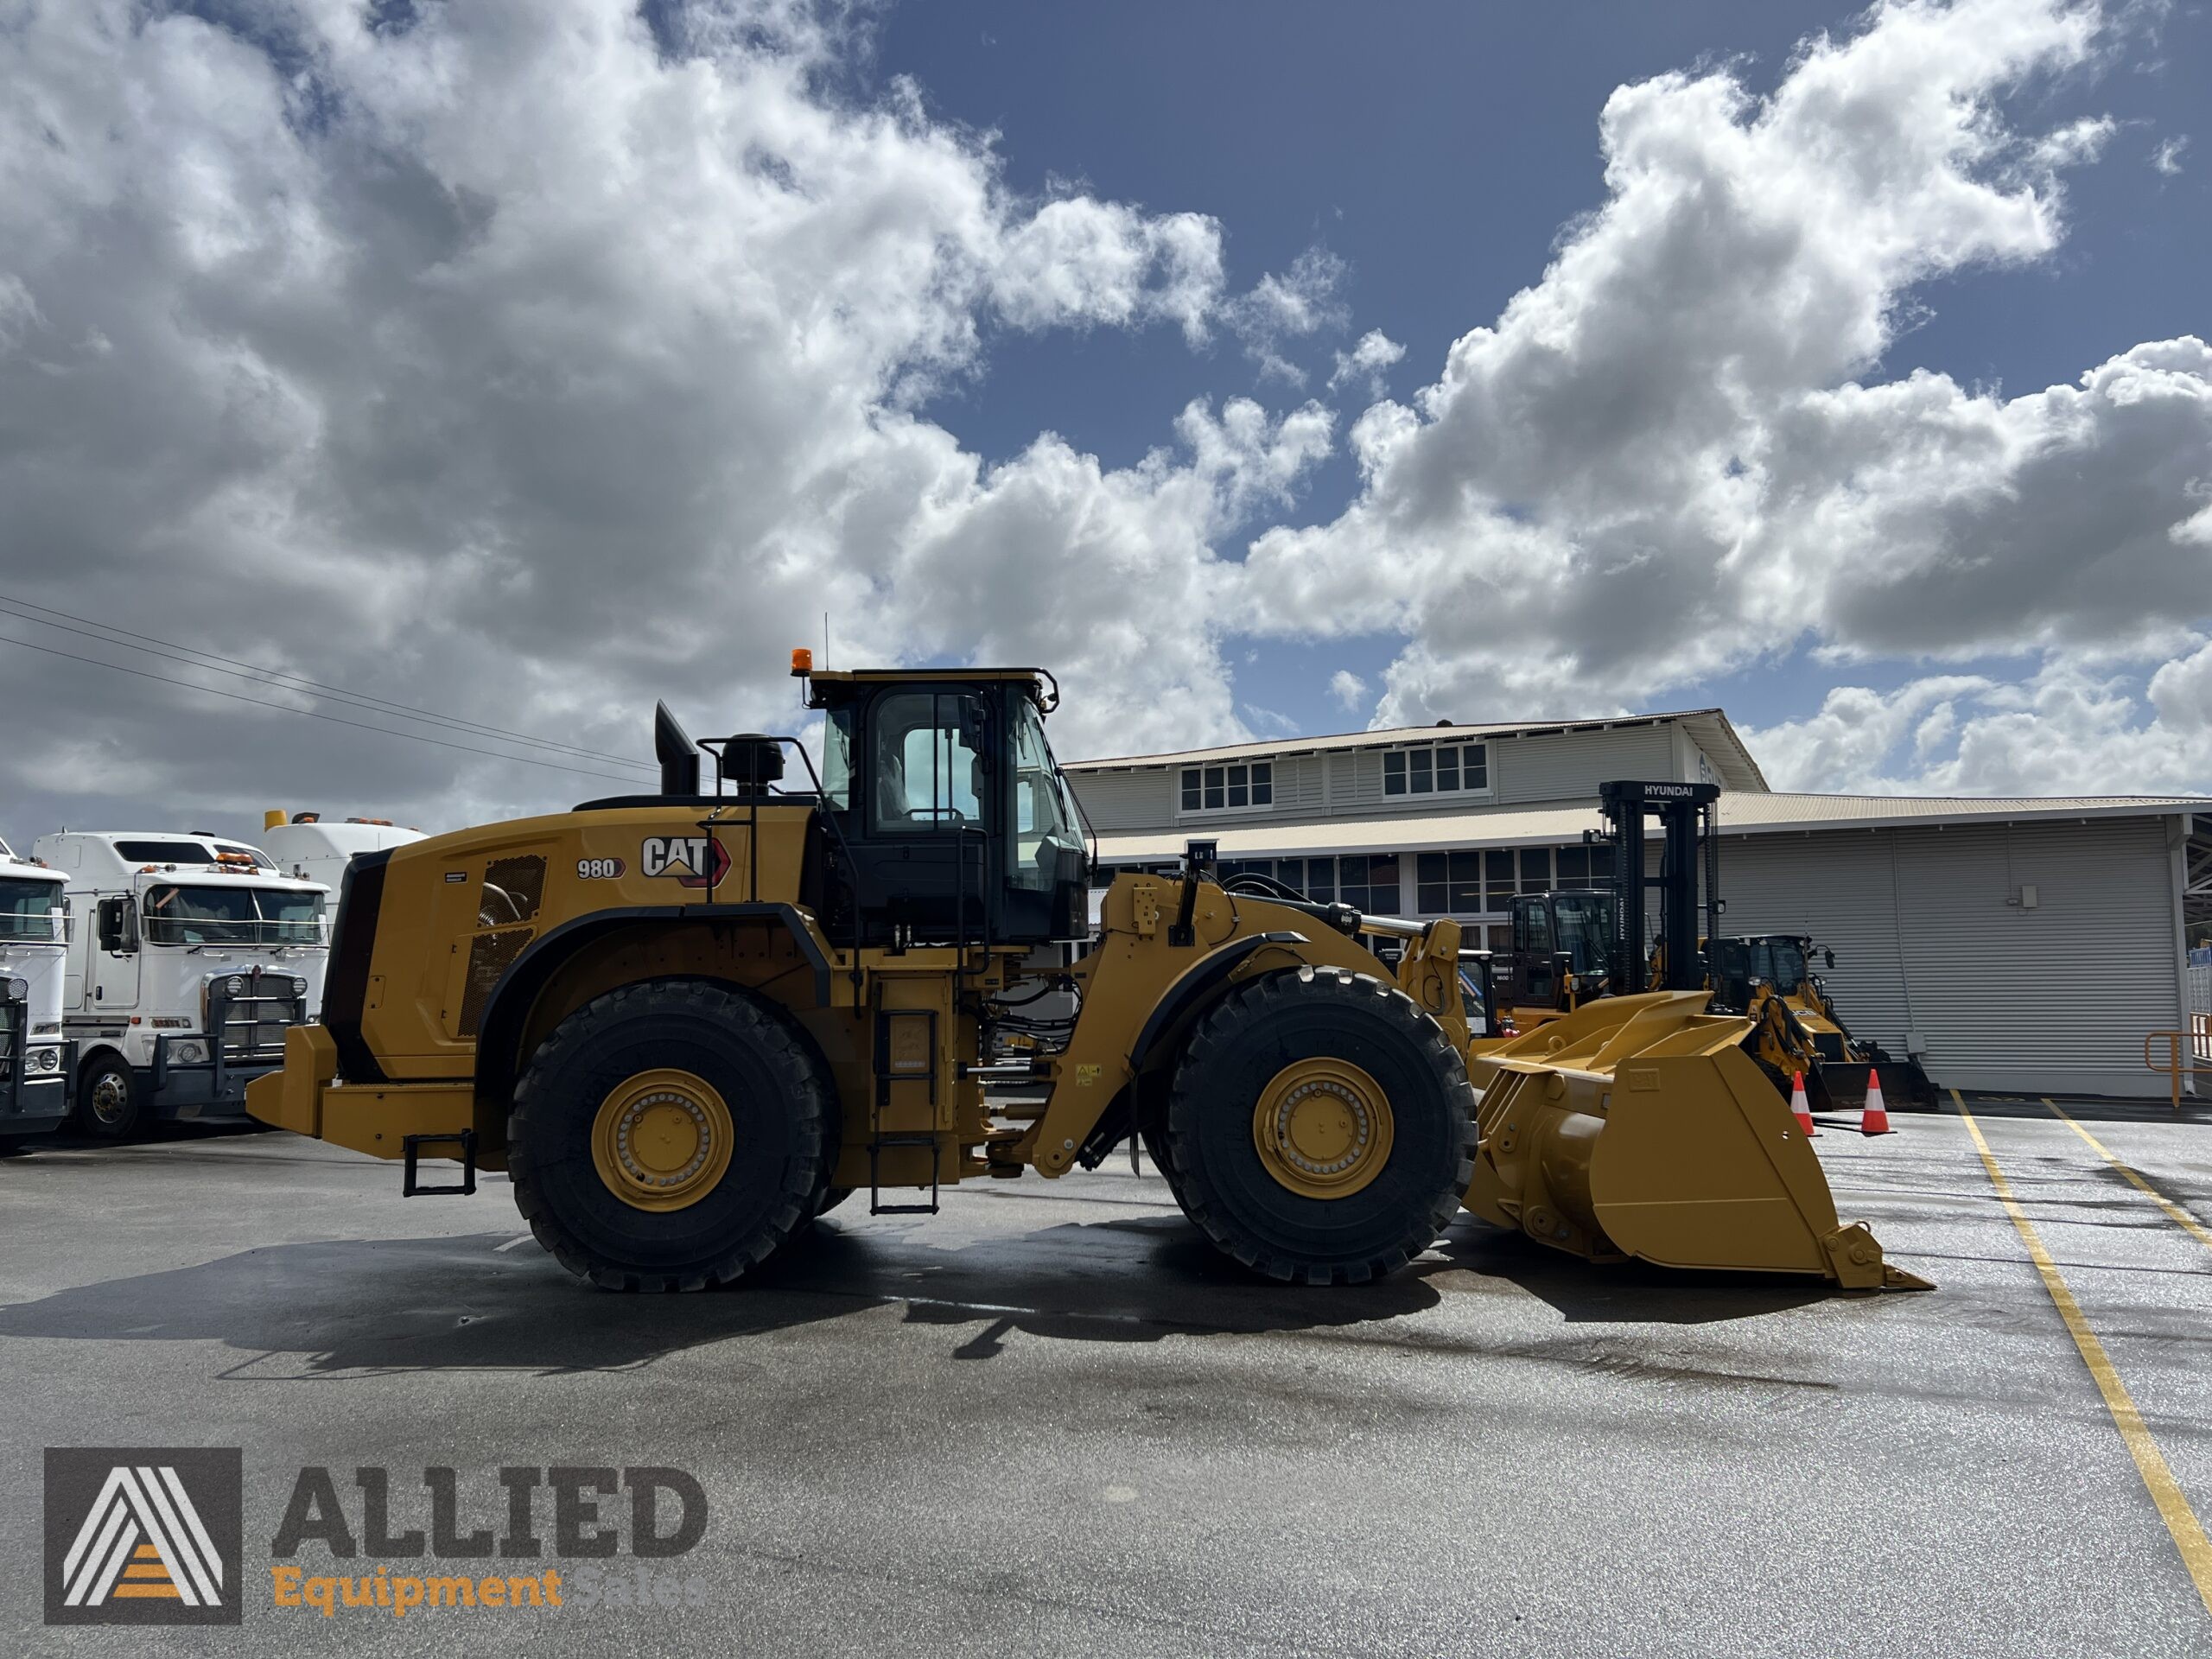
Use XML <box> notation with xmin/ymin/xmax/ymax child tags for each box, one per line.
<box><xmin>0</xmin><ymin>632</ymin><xmax>652</xmax><ymax>785</ymax></box>
<box><xmin>0</xmin><ymin>590</ymin><xmax>655</xmax><ymax>771</ymax></box>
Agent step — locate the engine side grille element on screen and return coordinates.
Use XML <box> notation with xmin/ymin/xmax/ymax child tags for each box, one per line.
<box><xmin>458</xmin><ymin>927</ymin><xmax>533</xmax><ymax>1039</ymax></box>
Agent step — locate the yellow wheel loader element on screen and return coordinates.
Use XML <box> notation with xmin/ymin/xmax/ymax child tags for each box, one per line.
<box><xmin>1707</xmin><ymin>935</ymin><xmax>1941</xmax><ymax>1114</ymax></box>
<box><xmin>248</xmin><ymin>666</ymin><xmax>1923</xmax><ymax>1294</ymax></box>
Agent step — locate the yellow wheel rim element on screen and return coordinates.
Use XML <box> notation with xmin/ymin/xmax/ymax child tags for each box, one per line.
<box><xmin>590</xmin><ymin>1067</ymin><xmax>734</xmax><ymax>1212</ymax></box>
<box><xmin>1251</xmin><ymin>1056</ymin><xmax>1394</xmax><ymax>1199</ymax></box>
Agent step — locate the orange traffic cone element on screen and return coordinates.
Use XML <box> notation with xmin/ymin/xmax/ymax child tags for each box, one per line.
<box><xmin>1790</xmin><ymin>1071</ymin><xmax>1819</xmax><ymax>1137</ymax></box>
<box><xmin>1860</xmin><ymin>1069</ymin><xmax>1893</xmax><ymax>1137</ymax></box>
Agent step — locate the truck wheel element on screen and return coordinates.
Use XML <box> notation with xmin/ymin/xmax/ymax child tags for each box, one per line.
<box><xmin>508</xmin><ymin>979</ymin><xmax>836</xmax><ymax>1292</ymax></box>
<box><xmin>75</xmin><ymin>1053</ymin><xmax>143</xmax><ymax>1141</ymax></box>
<box><xmin>1166</xmin><ymin>967</ymin><xmax>1476</xmax><ymax>1286</ymax></box>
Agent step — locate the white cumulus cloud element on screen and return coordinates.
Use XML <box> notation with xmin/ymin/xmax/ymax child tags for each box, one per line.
<box><xmin>1232</xmin><ymin>0</ymin><xmax>2212</xmax><ymax>797</ymax></box>
<box><xmin>1327</xmin><ymin>329</ymin><xmax>1406</xmax><ymax>401</ymax></box>
<box><xmin>0</xmin><ymin>0</ymin><xmax>1321</xmax><ymax>840</ymax></box>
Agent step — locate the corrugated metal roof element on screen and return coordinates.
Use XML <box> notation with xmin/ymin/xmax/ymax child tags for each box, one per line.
<box><xmin>1065</xmin><ymin>708</ymin><xmax>1770</xmax><ymax>791</ymax></box>
<box><xmin>1090</xmin><ymin>788</ymin><xmax>2211</xmax><ymax>862</ymax></box>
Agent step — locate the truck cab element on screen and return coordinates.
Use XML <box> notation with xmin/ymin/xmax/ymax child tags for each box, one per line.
<box><xmin>32</xmin><ymin>830</ymin><xmax>329</xmax><ymax>1137</ymax></box>
<box><xmin>261</xmin><ymin>812</ymin><xmax>429</xmax><ymax>899</ymax></box>
<box><xmin>0</xmin><ymin>839</ymin><xmax>72</xmax><ymax>1143</ymax></box>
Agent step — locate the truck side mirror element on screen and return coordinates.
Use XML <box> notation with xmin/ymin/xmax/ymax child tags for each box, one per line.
<box><xmin>1824</xmin><ymin>948</ymin><xmax>1835</xmax><ymax>969</ymax></box>
<box><xmin>96</xmin><ymin>897</ymin><xmax>129</xmax><ymax>954</ymax></box>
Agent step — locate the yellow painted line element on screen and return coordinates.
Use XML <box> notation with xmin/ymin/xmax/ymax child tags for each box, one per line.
<box><xmin>2042</xmin><ymin>1097</ymin><xmax>2212</xmax><ymax>1254</ymax></box>
<box><xmin>1957</xmin><ymin>1100</ymin><xmax>2212</xmax><ymax>1618</ymax></box>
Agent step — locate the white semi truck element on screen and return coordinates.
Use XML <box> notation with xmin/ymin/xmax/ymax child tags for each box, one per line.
<box><xmin>33</xmin><ymin>830</ymin><xmax>329</xmax><ymax>1138</ymax></box>
<box><xmin>0</xmin><ymin>838</ymin><xmax>71</xmax><ymax>1145</ymax></box>
<box><xmin>260</xmin><ymin>811</ymin><xmax>427</xmax><ymax>896</ymax></box>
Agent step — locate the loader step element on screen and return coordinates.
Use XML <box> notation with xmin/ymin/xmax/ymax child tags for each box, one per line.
<box><xmin>868</xmin><ymin>1132</ymin><xmax>941</xmax><ymax>1216</ymax></box>
<box><xmin>402</xmin><ymin>1129</ymin><xmax>478</xmax><ymax>1197</ymax></box>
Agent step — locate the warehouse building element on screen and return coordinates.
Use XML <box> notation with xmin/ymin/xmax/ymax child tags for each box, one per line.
<box><xmin>1065</xmin><ymin>711</ymin><xmax>2212</xmax><ymax>1100</ymax></box>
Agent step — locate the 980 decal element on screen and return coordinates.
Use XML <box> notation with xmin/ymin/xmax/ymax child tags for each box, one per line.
<box><xmin>576</xmin><ymin>857</ymin><xmax>626</xmax><ymax>880</ymax></box>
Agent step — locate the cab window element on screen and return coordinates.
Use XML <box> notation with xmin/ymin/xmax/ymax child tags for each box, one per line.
<box><xmin>1517</xmin><ymin>898</ymin><xmax>1554</xmax><ymax>957</ymax></box>
<box><xmin>869</xmin><ymin>693</ymin><xmax>983</xmax><ymax>834</ymax></box>
<box><xmin>1007</xmin><ymin>698</ymin><xmax>1082</xmax><ymax>893</ymax></box>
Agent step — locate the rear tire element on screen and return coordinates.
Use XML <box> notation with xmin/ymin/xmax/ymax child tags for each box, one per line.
<box><xmin>1166</xmin><ymin>967</ymin><xmax>1476</xmax><ymax>1286</ymax></box>
<box><xmin>74</xmin><ymin>1052</ymin><xmax>143</xmax><ymax>1141</ymax></box>
<box><xmin>509</xmin><ymin>978</ymin><xmax>835</xmax><ymax>1292</ymax></box>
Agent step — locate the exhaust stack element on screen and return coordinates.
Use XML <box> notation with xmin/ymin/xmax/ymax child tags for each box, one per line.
<box><xmin>655</xmin><ymin>702</ymin><xmax>700</xmax><ymax>797</ymax></box>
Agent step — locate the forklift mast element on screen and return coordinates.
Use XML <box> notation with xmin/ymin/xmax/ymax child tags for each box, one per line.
<box><xmin>1599</xmin><ymin>779</ymin><xmax>1721</xmax><ymax>995</ymax></box>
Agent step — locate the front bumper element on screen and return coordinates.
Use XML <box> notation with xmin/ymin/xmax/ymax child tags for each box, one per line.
<box><xmin>0</xmin><ymin>1070</ymin><xmax>69</xmax><ymax>1136</ymax></box>
<box><xmin>147</xmin><ymin>1033</ymin><xmax>278</xmax><ymax>1122</ymax></box>
<box><xmin>248</xmin><ymin>1025</ymin><xmax>492</xmax><ymax>1167</ymax></box>
<box><xmin>0</xmin><ymin>1020</ymin><xmax>73</xmax><ymax>1135</ymax></box>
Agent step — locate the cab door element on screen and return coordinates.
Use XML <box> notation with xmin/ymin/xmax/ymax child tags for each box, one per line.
<box><xmin>841</xmin><ymin>688</ymin><xmax>992</xmax><ymax>946</ymax></box>
<box><xmin>91</xmin><ymin>894</ymin><xmax>141</xmax><ymax>1012</ymax></box>
<box><xmin>1498</xmin><ymin>895</ymin><xmax>1561</xmax><ymax>1010</ymax></box>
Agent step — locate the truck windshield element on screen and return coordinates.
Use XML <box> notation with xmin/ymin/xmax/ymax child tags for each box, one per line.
<box><xmin>142</xmin><ymin>885</ymin><xmax>326</xmax><ymax>945</ymax></box>
<box><xmin>0</xmin><ymin>878</ymin><xmax>64</xmax><ymax>944</ymax></box>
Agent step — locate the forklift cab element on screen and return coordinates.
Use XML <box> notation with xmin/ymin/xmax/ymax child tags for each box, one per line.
<box><xmin>804</xmin><ymin>665</ymin><xmax>1090</xmax><ymax>949</ymax></box>
<box><xmin>1499</xmin><ymin>889</ymin><xmax>1615</xmax><ymax>1011</ymax></box>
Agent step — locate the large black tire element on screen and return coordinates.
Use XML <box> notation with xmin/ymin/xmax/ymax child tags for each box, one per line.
<box><xmin>508</xmin><ymin>978</ymin><xmax>835</xmax><ymax>1292</ymax></box>
<box><xmin>74</xmin><ymin>1051</ymin><xmax>143</xmax><ymax>1140</ymax></box>
<box><xmin>1166</xmin><ymin>967</ymin><xmax>1476</xmax><ymax>1286</ymax></box>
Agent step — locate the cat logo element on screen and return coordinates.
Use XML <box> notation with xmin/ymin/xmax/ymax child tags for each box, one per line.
<box><xmin>44</xmin><ymin>1448</ymin><xmax>242</xmax><ymax>1626</ymax></box>
<box><xmin>640</xmin><ymin>834</ymin><xmax>730</xmax><ymax>889</ymax></box>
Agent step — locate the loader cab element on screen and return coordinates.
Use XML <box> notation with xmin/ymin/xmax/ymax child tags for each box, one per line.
<box><xmin>1707</xmin><ymin>937</ymin><xmax>1755</xmax><ymax>1014</ymax></box>
<box><xmin>1748</xmin><ymin>935</ymin><xmax>1814</xmax><ymax>998</ymax></box>
<box><xmin>1708</xmin><ymin>935</ymin><xmax>1823</xmax><ymax>1013</ymax></box>
<box><xmin>806</xmin><ymin>666</ymin><xmax>1089</xmax><ymax>950</ymax></box>
<box><xmin>1497</xmin><ymin>889</ymin><xmax>1615</xmax><ymax>1011</ymax></box>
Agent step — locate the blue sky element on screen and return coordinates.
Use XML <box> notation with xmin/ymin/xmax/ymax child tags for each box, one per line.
<box><xmin>874</xmin><ymin>0</ymin><xmax>2211</xmax><ymax>746</ymax></box>
<box><xmin>2</xmin><ymin>0</ymin><xmax>2209</xmax><ymax>842</ymax></box>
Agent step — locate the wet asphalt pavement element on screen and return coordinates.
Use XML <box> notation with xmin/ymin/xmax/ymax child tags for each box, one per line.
<box><xmin>1</xmin><ymin>1096</ymin><xmax>2208</xmax><ymax>1657</ymax></box>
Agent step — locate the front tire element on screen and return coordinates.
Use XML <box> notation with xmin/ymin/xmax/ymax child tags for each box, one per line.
<box><xmin>1166</xmin><ymin>967</ymin><xmax>1476</xmax><ymax>1286</ymax></box>
<box><xmin>74</xmin><ymin>1052</ymin><xmax>143</xmax><ymax>1140</ymax></box>
<box><xmin>508</xmin><ymin>978</ymin><xmax>836</xmax><ymax>1292</ymax></box>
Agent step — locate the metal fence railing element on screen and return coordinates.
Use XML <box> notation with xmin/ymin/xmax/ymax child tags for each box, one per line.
<box><xmin>2190</xmin><ymin>960</ymin><xmax>2211</xmax><ymax>1018</ymax></box>
<box><xmin>2145</xmin><ymin>1015</ymin><xmax>2212</xmax><ymax>1112</ymax></box>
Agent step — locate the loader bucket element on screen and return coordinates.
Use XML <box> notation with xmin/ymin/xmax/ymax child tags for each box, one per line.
<box><xmin>1804</xmin><ymin>1061</ymin><xmax>1873</xmax><ymax>1116</ymax></box>
<box><xmin>1464</xmin><ymin>992</ymin><xmax>1930</xmax><ymax>1291</ymax></box>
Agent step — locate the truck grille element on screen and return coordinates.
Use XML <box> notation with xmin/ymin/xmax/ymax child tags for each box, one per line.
<box><xmin>207</xmin><ymin>976</ymin><xmax>307</xmax><ymax>1064</ymax></box>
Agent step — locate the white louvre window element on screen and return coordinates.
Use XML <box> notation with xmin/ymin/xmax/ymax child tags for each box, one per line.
<box><xmin>1182</xmin><ymin>759</ymin><xmax>1276</xmax><ymax>814</ymax></box>
<box><xmin>1383</xmin><ymin>742</ymin><xmax>1489</xmax><ymax>798</ymax></box>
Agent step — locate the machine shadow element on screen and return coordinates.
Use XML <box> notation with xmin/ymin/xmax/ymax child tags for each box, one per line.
<box><xmin>1430</xmin><ymin>1217</ymin><xmax>1839</xmax><ymax>1325</ymax></box>
<box><xmin>0</xmin><ymin>1211</ymin><xmax>1443</xmax><ymax>1377</ymax></box>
